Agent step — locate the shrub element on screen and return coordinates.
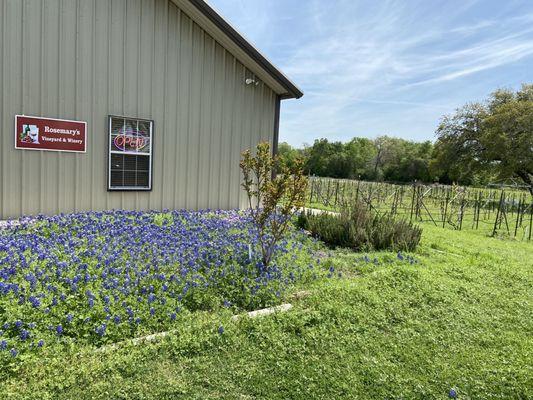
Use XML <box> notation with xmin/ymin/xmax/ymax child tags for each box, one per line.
<box><xmin>297</xmin><ymin>202</ymin><xmax>422</xmax><ymax>252</ymax></box>
<box><xmin>240</xmin><ymin>141</ymin><xmax>308</xmax><ymax>268</ymax></box>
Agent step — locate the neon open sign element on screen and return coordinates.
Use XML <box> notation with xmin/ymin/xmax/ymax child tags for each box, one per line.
<box><xmin>113</xmin><ymin>134</ymin><xmax>147</xmax><ymax>152</ymax></box>
<box><xmin>112</xmin><ymin>123</ymin><xmax>150</xmax><ymax>153</ymax></box>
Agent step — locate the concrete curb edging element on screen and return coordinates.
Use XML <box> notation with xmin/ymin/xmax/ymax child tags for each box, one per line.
<box><xmin>231</xmin><ymin>303</ymin><xmax>292</xmax><ymax>321</ymax></box>
<box><xmin>95</xmin><ymin>301</ymin><xmax>298</xmax><ymax>353</ymax></box>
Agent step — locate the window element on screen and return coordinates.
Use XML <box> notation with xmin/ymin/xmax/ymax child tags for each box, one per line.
<box><xmin>108</xmin><ymin>116</ymin><xmax>153</xmax><ymax>190</ymax></box>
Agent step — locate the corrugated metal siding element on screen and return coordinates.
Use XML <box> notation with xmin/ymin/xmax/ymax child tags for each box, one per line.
<box><xmin>0</xmin><ymin>0</ymin><xmax>276</xmax><ymax>219</ymax></box>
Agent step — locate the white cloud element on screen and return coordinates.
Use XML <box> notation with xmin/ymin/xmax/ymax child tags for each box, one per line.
<box><xmin>209</xmin><ymin>0</ymin><xmax>533</xmax><ymax>146</ymax></box>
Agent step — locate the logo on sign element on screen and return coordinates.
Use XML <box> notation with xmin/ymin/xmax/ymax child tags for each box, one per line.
<box><xmin>113</xmin><ymin>126</ymin><xmax>148</xmax><ymax>152</ymax></box>
<box><xmin>20</xmin><ymin>124</ymin><xmax>40</xmax><ymax>144</ymax></box>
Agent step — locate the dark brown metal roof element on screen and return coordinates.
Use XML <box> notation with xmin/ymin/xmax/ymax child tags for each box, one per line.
<box><xmin>188</xmin><ymin>0</ymin><xmax>303</xmax><ymax>99</ymax></box>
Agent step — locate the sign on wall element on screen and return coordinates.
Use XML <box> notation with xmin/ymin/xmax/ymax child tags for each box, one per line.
<box><xmin>15</xmin><ymin>115</ymin><xmax>87</xmax><ymax>153</ymax></box>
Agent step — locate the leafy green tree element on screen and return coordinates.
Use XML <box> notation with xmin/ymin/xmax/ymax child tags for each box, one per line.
<box><xmin>370</xmin><ymin>136</ymin><xmax>433</xmax><ymax>182</ymax></box>
<box><xmin>303</xmin><ymin>139</ymin><xmax>348</xmax><ymax>178</ymax></box>
<box><xmin>431</xmin><ymin>84</ymin><xmax>533</xmax><ymax>193</ymax></box>
<box><xmin>345</xmin><ymin>138</ymin><xmax>377</xmax><ymax>179</ymax></box>
<box><xmin>277</xmin><ymin>142</ymin><xmax>302</xmax><ymax>170</ymax></box>
<box><xmin>388</xmin><ymin>140</ymin><xmax>434</xmax><ymax>182</ymax></box>
<box><xmin>304</xmin><ymin>138</ymin><xmax>378</xmax><ymax>179</ymax></box>
<box><xmin>298</xmin><ymin>136</ymin><xmax>434</xmax><ymax>183</ymax></box>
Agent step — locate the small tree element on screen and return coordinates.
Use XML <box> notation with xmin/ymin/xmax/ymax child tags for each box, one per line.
<box><xmin>240</xmin><ymin>141</ymin><xmax>308</xmax><ymax>268</ymax></box>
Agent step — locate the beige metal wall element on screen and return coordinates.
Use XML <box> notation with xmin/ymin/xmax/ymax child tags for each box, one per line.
<box><xmin>0</xmin><ymin>0</ymin><xmax>277</xmax><ymax>219</ymax></box>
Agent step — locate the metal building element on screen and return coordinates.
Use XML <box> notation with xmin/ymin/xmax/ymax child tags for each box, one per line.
<box><xmin>0</xmin><ymin>0</ymin><xmax>302</xmax><ymax>219</ymax></box>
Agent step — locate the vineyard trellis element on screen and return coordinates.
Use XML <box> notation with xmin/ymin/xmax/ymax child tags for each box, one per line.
<box><xmin>308</xmin><ymin>177</ymin><xmax>533</xmax><ymax>241</ymax></box>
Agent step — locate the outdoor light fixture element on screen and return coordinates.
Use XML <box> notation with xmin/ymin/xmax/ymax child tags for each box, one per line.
<box><xmin>245</xmin><ymin>78</ymin><xmax>260</xmax><ymax>86</ymax></box>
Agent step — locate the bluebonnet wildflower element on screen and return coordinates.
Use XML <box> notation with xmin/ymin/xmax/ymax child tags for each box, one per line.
<box><xmin>19</xmin><ymin>329</ymin><xmax>30</xmax><ymax>341</ymax></box>
<box><xmin>218</xmin><ymin>325</ymin><xmax>224</xmax><ymax>335</ymax></box>
<box><xmin>0</xmin><ymin>209</ymin><xmax>319</xmax><ymax>352</ymax></box>
<box><xmin>29</xmin><ymin>296</ymin><xmax>41</xmax><ymax>308</ymax></box>
<box><xmin>95</xmin><ymin>324</ymin><xmax>107</xmax><ymax>337</ymax></box>
<box><xmin>449</xmin><ymin>388</ymin><xmax>457</xmax><ymax>398</ymax></box>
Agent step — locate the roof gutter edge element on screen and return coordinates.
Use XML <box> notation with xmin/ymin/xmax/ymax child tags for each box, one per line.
<box><xmin>188</xmin><ymin>0</ymin><xmax>304</xmax><ymax>100</ymax></box>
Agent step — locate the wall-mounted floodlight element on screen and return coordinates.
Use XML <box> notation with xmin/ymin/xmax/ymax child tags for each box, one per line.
<box><xmin>245</xmin><ymin>78</ymin><xmax>260</xmax><ymax>86</ymax></box>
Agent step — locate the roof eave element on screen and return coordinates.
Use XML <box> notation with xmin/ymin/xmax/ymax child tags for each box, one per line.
<box><xmin>186</xmin><ymin>0</ymin><xmax>303</xmax><ymax>100</ymax></box>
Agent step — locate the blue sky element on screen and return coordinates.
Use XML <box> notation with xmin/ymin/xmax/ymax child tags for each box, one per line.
<box><xmin>208</xmin><ymin>0</ymin><xmax>533</xmax><ymax>147</ymax></box>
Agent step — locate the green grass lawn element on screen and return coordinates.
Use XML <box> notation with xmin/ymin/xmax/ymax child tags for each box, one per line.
<box><xmin>1</xmin><ymin>224</ymin><xmax>532</xmax><ymax>399</ymax></box>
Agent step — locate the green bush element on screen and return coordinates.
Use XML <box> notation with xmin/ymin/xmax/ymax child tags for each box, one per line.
<box><xmin>297</xmin><ymin>202</ymin><xmax>422</xmax><ymax>251</ymax></box>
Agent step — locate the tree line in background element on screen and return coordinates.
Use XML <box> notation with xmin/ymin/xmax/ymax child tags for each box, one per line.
<box><xmin>279</xmin><ymin>84</ymin><xmax>533</xmax><ymax>194</ymax></box>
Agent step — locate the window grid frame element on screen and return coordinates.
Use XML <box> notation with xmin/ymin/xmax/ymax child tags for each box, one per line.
<box><xmin>107</xmin><ymin>115</ymin><xmax>154</xmax><ymax>191</ymax></box>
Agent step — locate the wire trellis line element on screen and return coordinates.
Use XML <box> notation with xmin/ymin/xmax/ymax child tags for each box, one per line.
<box><xmin>307</xmin><ymin>177</ymin><xmax>533</xmax><ymax>241</ymax></box>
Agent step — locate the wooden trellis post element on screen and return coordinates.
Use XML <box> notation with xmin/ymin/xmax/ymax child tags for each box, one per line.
<box><xmin>529</xmin><ymin>201</ymin><xmax>533</xmax><ymax>241</ymax></box>
<box><xmin>458</xmin><ymin>197</ymin><xmax>465</xmax><ymax>230</ymax></box>
<box><xmin>492</xmin><ymin>191</ymin><xmax>505</xmax><ymax>237</ymax></box>
<box><xmin>476</xmin><ymin>192</ymin><xmax>482</xmax><ymax>230</ymax></box>
<box><xmin>410</xmin><ymin>185</ymin><xmax>416</xmax><ymax>222</ymax></box>
<box><xmin>442</xmin><ymin>190</ymin><xmax>450</xmax><ymax>228</ymax></box>
<box><xmin>514</xmin><ymin>196</ymin><xmax>522</xmax><ymax>237</ymax></box>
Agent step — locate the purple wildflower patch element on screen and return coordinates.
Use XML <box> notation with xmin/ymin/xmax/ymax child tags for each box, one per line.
<box><xmin>0</xmin><ymin>210</ymin><xmax>319</xmax><ymax>354</ymax></box>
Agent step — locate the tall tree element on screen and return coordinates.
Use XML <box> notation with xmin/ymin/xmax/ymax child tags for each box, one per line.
<box><xmin>431</xmin><ymin>84</ymin><xmax>533</xmax><ymax>193</ymax></box>
<box><xmin>345</xmin><ymin>137</ymin><xmax>377</xmax><ymax>179</ymax></box>
<box><xmin>277</xmin><ymin>142</ymin><xmax>302</xmax><ymax>170</ymax></box>
<box><xmin>370</xmin><ymin>136</ymin><xmax>433</xmax><ymax>182</ymax></box>
<box><xmin>304</xmin><ymin>139</ymin><xmax>357</xmax><ymax>179</ymax></box>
